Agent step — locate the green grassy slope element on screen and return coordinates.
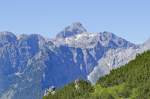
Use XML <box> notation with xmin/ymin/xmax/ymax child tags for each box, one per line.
<box><xmin>43</xmin><ymin>51</ymin><xmax>150</xmax><ymax>99</ymax></box>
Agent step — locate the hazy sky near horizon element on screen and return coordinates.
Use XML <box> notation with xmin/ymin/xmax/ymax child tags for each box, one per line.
<box><xmin>0</xmin><ymin>0</ymin><xmax>150</xmax><ymax>44</ymax></box>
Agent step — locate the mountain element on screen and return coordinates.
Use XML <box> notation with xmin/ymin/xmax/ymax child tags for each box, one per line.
<box><xmin>43</xmin><ymin>51</ymin><xmax>150</xmax><ymax>99</ymax></box>
<box><xmin>0</xmin><ymin>23</ymin><xmax>148</xmax><ymax>99</ymax></box>
<box><xmin>56</xmin><ymin>22</ymin><xmax>87</xmax><ymax>38</ymax></box>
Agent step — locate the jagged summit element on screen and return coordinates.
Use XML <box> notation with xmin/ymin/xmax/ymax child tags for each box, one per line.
<box><xmin>56</xmin><ymin>22</ymin><xmax>87</xmax><ymax>38</ymax></box>
<box><xmin>54</xmin><ymin>31</ymin><xmax>136</xmax><ymax>49</ymax></box>
<box><xmin>0</xmin><ymin>31</ymin><xmax>17</xmax><ymax>43</ymax></box>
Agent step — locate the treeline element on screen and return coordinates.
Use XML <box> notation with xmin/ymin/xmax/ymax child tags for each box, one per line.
<box><xmin>43</xmin><ymin>51</ymin><xmax>150</xmax><ymax>99</ymax></box>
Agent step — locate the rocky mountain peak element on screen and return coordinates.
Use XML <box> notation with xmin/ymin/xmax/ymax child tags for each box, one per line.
<box><xmin>0</xmin><ymin>31</ymin><xmax>17</xmax><ymax>44</ymax></box>
<box><xmin>56</xmin><ymin>22</ymin><xmax>87</xmax><ymax>38</ymax></box>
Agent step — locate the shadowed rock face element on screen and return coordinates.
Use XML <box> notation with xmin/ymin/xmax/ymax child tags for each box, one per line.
<box><xmin>0</xmin><ymin>23</ymin><xmax>145</xmax><ymax>99</ymax></box>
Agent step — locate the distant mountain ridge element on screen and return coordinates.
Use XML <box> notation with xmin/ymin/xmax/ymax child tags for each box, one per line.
<box><xmin>0</xmin><ymin>22</ymin><xmax>149</xmax><ymax>99</ymax></box>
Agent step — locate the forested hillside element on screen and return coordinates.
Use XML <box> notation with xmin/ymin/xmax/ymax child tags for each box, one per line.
<box><xmin>43</xmin><ymin>51</ymin><xmax>150</xmax><ymax>99</ymax></box>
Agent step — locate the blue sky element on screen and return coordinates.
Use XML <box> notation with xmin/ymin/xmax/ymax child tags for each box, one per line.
<box><xmin>0</xmin><ymin>0</ymin><xmax>150</xmax><ymax>44</ymax></box>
